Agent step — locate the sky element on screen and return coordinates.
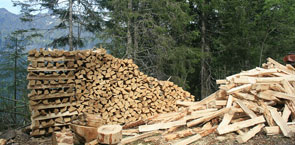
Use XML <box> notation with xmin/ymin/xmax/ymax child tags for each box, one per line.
<box><xmin>0</xmin><ymin>0</ymin><xmax>21</xmax><ymax>14</ymax></box>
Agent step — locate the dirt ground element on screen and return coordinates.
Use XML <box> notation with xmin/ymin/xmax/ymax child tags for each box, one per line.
<box><xmin>1</xmin><ymin>128</ymin><xmax>295</xmax><ymax>145</ymax></box>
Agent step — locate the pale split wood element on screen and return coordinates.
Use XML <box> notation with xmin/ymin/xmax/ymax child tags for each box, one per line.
<box><xmin>267</xmin><ymin>58</ymin><xmax>295</xmax><ymax>75</ymax></box>
<box><xmin>172</xmin><ymin>126</ymin><xmax>217</xmax><ymax>145</ymax></box>
<box><xmin>281</xmin><ymin>79</ymin><xmax>295</xmax><ymax>96</ymax></box>
<box><xmin>187</xmin><ymin>107</ymin><xmax>231</xmax><ymax>127</ymax></box>
<box><xmin>217</xmin><ymin>116</ymin><xmax>265</xmax><ymax>135</ymax></box>
<box><xmin>164</xmin><ymin>129</ymin><xmax>195</xmax><ymax>141</ymax></box>
<box><xmin>227</xmin><ymin>84</ymin><xmax>252</xmax><ymax>94</ymax></box>
<box><xmin>257</xmin><ymin>99</ymin><xmax>276</xmax><ymax>126</ymax></box>
<box><xmin>218</xmin><ymin>95</ymin><xmax>234</xmax><ymax>128</ymax></box>
<box><xmin>189</xmin><ymin>92</ymin><xmax>217</xmax><ymax>111</ymax></box>
<box><xmin>282</xmin><ymin>104</ymin><xmax>291</xmax><ymax>123</ymax></box>
<box><xmin>236</xmin><ymin>99</ymin><xmax>257</xmax><ymax>119</ymax></box>
<box><xmin>119</xmin><ymin>131</ymin><xmax>160</xmax><ymax>145</ymax></box>
<box><xmin>139</xmin><ymin>120</ymin><xmax>186</xmax><ymax>132</ymax></box>
<box><xmin>123</xmin><ymin>120</ymin><xmax>145</xmax><ymax>129</ymax></box>
<box><xmin>269</xmin><ymin>108</ymin><xmax>292</xmax><ymax>137</ymax></box>
<box><xmin>264</xmin><ymin>125</ymin><xmax>295</xmax><ymax>135</ymax></box>
<box><xmin>236</xmin><ymin>124</ymin><xmax>265</xmax><ymax>143</ymax></box>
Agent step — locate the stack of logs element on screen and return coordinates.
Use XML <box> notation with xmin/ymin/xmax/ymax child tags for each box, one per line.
<box><xmin>28</xmin><ymin>48</ymin><xmax>78</xmax><ymax>136</ymax></box>
<box><xmin>117</xmin><ymin>58</ymin><xmax>295</xmax><ymax>144</ymax></box>
<box><xmin>27</xmin><ymin>48</ymin><xmax>194</xmax><ymax>136</ymax></box>
<box><xmin>74</xmin><ymin>49</ymin><xmax>194</xmax><ymax>124</ymax></box>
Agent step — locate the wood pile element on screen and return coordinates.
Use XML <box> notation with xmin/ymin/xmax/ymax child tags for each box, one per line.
<box><xmin>28</xmin><ymin>48</ymin><xmax>78</xmax><ymax>136</ymax></box>
<box><xmin>118</xmin><ymin>58</ymin><xmax>295</xmax><ymax>144</ymax></box>
<box><xmin>27</xmin><ymin>48</ymin><xmax>194</xmax><ymax>136</ymax></box>
<box><xmin>74</xmin><ymin>49</ymin><xmax>194</xmax><ymax>124</ymax></box>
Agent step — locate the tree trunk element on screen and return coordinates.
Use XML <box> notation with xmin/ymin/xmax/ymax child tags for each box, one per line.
<box><xmin>200</xmin><ymin>2</ymin><xmax>212</xmax><ymax>99</ymax></box>
<box><xmin>14</xmin><ymin>37</ymin><xmax>18</xmax><ymax>122</ymax></box>
<box><xmin>126</xmin><ymin>0</ymin><xmax>132</xmax><ymax>58</ymax></box>
<box><xmin>69</xmin><ymin>0</ymin><xmax>73</xmax><ymax>51</ymax></box>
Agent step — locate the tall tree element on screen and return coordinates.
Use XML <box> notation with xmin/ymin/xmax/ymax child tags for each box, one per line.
<box><xmin>100</xmin><ymin>0</ymin><xmax>199</xmax><ymax>89</ymax></box>
<box><xmin>0</xmin><ymin>30</ymin><xmax>31</xmax><ymax>127</ymax></box>
<box><xmin>14</xmin><ymin>0</ymin><xmax>103</xmax><ymax>50</ymax></box>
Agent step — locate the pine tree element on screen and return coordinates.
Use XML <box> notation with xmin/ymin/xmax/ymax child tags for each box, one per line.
<box><xmin>14</xmin><ymin>0</ymin><xmax>103</xmax><ymax>50</ymax></box>
<box><xmin>0</xmin><ymin>30</ymin><xmax>30</xmax><ymax>129</ymax></box>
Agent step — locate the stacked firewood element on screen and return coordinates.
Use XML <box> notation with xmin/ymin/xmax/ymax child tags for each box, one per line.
<box><xmin>119</xmin><ymin>58</ymin><xmax>295</xmax><ymax>144</ymax></box>
<box><xmin>74</xmin><ymin>49</ymin><xmax>195</xmax><ymax>125</ymax></box>
<box><xmin>28</xmin><ymin>48</ymin><xmax>78</xmax><ymax>136</ymax></box>
<box><xmin>27</xmin><ymin>48</ymin><xmax>194</xmax><ymax>136</ymax></box>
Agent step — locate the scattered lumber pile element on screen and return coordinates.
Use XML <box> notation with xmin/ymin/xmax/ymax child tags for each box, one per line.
<box><xmin>28</xmin><ymin>48</ymin><xmax>78</xmax><ymax>136</ymax></box>
<box><xmin>119</xmin><ymin>58</ymin><xmax>295</xmax><ymax>144</ymax></box>
<box><xmin>74</xmin><ymin>49</ymin><xmax>194</xmax><ymax>124</ymax></box>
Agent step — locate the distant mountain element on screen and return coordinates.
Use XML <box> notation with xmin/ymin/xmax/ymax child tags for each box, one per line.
<box><xmin>0</xmin><ymin>8</ymin><xmax>98</xmax><ymax>51</ymax></box>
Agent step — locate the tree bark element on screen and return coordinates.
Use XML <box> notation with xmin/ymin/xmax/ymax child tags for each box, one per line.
<box><xmin>69</xmin><ymin>0</ymin><xmax>73</xmax><ymax>51</ymax></box>
<box><xmin>200</xmin><ymin>1</ymin><xmax>212</xmax><ymax>99</ymax></box>
<box><xmin>126</xmin><ymin>0</ymin><xmax>133</xmax><ymax>58</ymax></box>
<box><xmin>14</xmin><ymin>37</ymin><xmax>18</xmax><ymax>122</ymax></box>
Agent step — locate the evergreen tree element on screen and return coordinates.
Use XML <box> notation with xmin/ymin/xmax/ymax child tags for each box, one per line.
<box><xmin>0</xmin><ymin>30</ymin><xmax>30</xmax><ymax>129</ymax></box>
<box><xmin>14</xmin><ymin>0</ymin><xmax>103</xmax><ymax>50</ymax></box>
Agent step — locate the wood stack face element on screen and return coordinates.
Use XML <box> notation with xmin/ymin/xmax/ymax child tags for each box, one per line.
<box><xmin>27</xmin><ymin>48</ymin><xmax>194</xmax><ymax>135</ymax></box>
<box><xmin>74</xmin><ymin>49</ymin><xmax>194</xmax><ymax>125</ymax></box>
<box><xmin>28</xmin><ymin>48</ymin><xmax>78</xmax><ymax>136</ymax></box>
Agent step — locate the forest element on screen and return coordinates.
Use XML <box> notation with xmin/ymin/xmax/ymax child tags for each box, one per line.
<box><xmin>1</xmin><ymin>0</ymin><xmax>295</xmax><ymax>131</ymax></box>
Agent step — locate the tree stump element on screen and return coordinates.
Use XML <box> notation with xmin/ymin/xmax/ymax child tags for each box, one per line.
<box><xmin>97</xmin><ymin>125</ymin><xmax>122</xmax><ymax>144</ymax></box>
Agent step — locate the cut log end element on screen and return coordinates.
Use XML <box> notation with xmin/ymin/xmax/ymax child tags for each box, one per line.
<box><xmin>97</xmin><ymin>125</ymin><xmax>122</xmax><ymax>144</ymax></box>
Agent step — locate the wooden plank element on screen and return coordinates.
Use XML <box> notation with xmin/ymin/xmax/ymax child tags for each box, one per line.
<box><xmin>164</xmin><ymin>129</ymin><xmax>195</xmax><ymax>141</ymax></box>
<box><xmin>183</xmin><ymin>111</ymin><xmax>216</xmax><ymax>122</ymax></box>
<box><xmin>189</xmin><ymin>92</ymin><xmax>217</xmax><ymax>111</ymax></box>
<box><xmin>119</xmin><ymin>131</ymin><xmax>160</xmax><ymax>145</ymax></box>
<box><xmin>30</xmin><ymin>92</ymin><xmax>75</xmax><ymax>100</ymax></box>
<box><xmin>27</xmin><ymin>67</ymin><xmax>75</xmax><ymax>71</ymax></box>
<box><xmin>187</xmin><ymin>107</ymin><xmax>230</xmax><ymax>127</ymax></box>
<box><xmin>269</xmin><ymin>108</ymin><xmax>292</xmax><ymax>137</ymax></box>
<box><xmin>264</xmin><ymin>90</ymin><xmax>295</xmax><ymax>102</ymax></box>
<box><xmin>216</xmin><ymin>80</ymin><xmax>227</xmax><ymax>84</ymax></box>
<box><xmin>139</xmin><ymin>120</ymin><xmax>186</xmax><ymax>132</ymax></box>
<box><xmin>233</xmin><ymin>92</ymin><xmax>255</xmax><ymax>101</ymax></box>
<box><xmin>281</xmin><ymin>79</ymin><xmax>295</xmax><ymax>95</ymax></box>
<box><xmin>236</xmin><ymin>99</ymin><xmax>257</xmax><ymax>119</ymax></box>
<box><xmin>27</xmin><ymin>75</ymin><xmax>75</xmax><ymax>80</ymax></box>
<box><xmin>257</xmin><ymin>99</ymin><xmax>276</xmax><ymax>126</ymax></box>
<box><xmin>267</xmin><ymin>58</ymin><xmax>295</xmax><ymax>75</ymax></box>
<box><xmin>123</xmin><ymin>120</ymin><xmax>145</xmax><ymax>129</ymax></box>
<box><xmin>227</xmin><ymin>84</ymin><xmax>252</xmax><ymax>94</ymax></box>
<box><xmin>176</xmin><ymin>100</ymin><xmax>199</xmax><ymax>107</ymax></box>
<box><xmin>31</xmin><ymin>102</ymin><xmax>76</xmax><ymax>110</ymax></box>
<box><xmin>264</xmin><ymin>125</ymin><xmax>295</xmax><ymax>135</ymax></box>
<box><xmin>28</xmin><ymin>84</ymin><xmax>75</xmax><ymax>89</ymax></box>
<box><xmin>172</xmin><ymin>127</ymin><xmax>217</xmax><ymax>145</ymax></box>
<box><xmin>239</xmin><ymin>68</ymin><xmax>278</xmax><ymax>76</ymax></box>
<box><xmin>34</xmin><ymin>111</ymin><xmax>78</xmax><ymax>121</ymax></box>
<box><xmin>282</xmin><ymin>104</ymin><xmax>291</xmax><ymax>123</ymax></box>
<box><xmin>217</xmin><ymin>116</ymin><xmax>265</xmax><ymax>135</ymax></box>
<box><xmin>28</xmin><ymin>56</ymin><xmax>75</xmax><ymax>62</ymax></box>
<box><xmin>218</xmin><ymin>95</ymin><xmax>234</xmax><ymax>128</ymax></box>
<box><xmin>236</xmin><ymin>124</ymin><xmax>265</xmax><ymax>143</ymax></box>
